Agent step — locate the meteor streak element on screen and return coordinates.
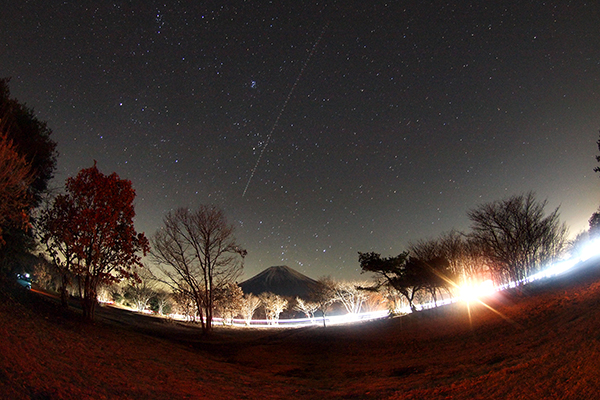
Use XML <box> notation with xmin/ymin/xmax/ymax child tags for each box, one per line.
<box><xmin>242</xmin><ymin>23</ymin><xmax>328</xmax><ymax>197</ymax></box>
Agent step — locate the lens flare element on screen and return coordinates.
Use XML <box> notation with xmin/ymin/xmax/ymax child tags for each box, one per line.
<box><xmin>460</xmin><ymin>279</ymin><xmax>495</xmax><ymax>302</ymax></box>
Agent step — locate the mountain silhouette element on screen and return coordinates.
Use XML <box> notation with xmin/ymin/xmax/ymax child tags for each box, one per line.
<box><xmin>239</xmin><ymin>265</ymin><xmax>321</xmax><ymax>298</ymax></box>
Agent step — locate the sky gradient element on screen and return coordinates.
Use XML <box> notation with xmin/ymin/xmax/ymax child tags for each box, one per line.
<box><xmin>2</xmin><ymin>1</ymin><xmax>600</xmax><ymax>280</ymax></box>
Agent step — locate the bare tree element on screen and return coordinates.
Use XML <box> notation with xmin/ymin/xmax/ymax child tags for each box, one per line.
<box><xmin>468</xmin><ymin>192</ymin><xmax>568</xmax><ymax>285</ymax></box>
<box><xmin>293</xmin><ymin>297</ymin><xmax>319</xmax><ymax>322</ymax></box>
<box><xmin>152</xmin><ymin>290</ymin><xmax>172</xmax><ymax>316</ymax></box>
<box><xmin>408</xmin><ymin>231</ymin><xmax>491</xmax><ymax>291</ymax></box>
<box><xmin>171</xmin><ymin>288</ymin><xmax>196</xmax><ymax>321</ymax></box>
<box><xmin>360</xmin><ymin>286</ymin><xmax>387</xmax><ymax>313</ymax></box>
<box><xmin>124</xmin><ymin>267</ymin><xmax>158</xmax><ymax>312</ymax></box>
<box><xmin>239</xmin><ymin>293</ymin><xmax>261</xmax><ymax>326</ymax></box>
<box><xmin>151</xmin><ymin>206</ymin><xmax>246</xmax><ymax>334</ymax></box>
<box><xmin>312</xmin><ymin>277</ymin><xmax>337</xmax><ymax>327</ymax></box>
<box><xmin>259</xmin><ymin>292</ymin><xmax>288</xmax><ymax>325</ymax></box>
<box><xmin>381</xmin><ymin>285</ymin><xmax>409</xmax><ymax>315</ymax></box>
<box><xmin>409</xmin><ymin>232</ymin><xmax>468</xmax><ymax>301</ymax></box>
<box><xmin>214</xmin><ymin>282</ymin><xmax>244</xmax><ymax>325</ymax></box>
<box><xmin>332</xmin><ymin>281</ymin><xmax>370</xmax><ymax>315</ymax></box>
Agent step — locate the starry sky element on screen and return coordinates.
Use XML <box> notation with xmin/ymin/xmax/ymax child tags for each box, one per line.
<box><xmin>2</xmin><ymin>1</ymin><xmax>600</xmax><ymax>281</ymax></box>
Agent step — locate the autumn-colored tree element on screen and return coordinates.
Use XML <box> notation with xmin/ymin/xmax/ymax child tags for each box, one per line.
<box><xmin>0</xmin><ymin>132</ymin><xmax>33</xmax><ymax>247</ymax></box>
<box><xmin>38</xmin><ymin>194</ymin><xmax>79</xmax><ymax>307</ymax></box>
<box><xmin>151</xmin><ymin>206</ymin><xmax>246</xmax><ymax>334</ymax></box>
<box><xmin>0</xmin><ymin>78</ymin><xmax>57</xmax><ymax>270</ymax></box>
<box><xmin>39</xmin><ymin>163</ymin><xmax>149</xmax><ymax>320</ymax></box>
<box><xmin>0</xmin><ymin>79</ymin><xmax>57</xmax><ymax>205</ymax></box>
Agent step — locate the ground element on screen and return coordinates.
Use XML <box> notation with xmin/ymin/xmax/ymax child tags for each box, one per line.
<box><xmin>2</xmin><ymin>258</ymin><xmax>600</xmax><ymax>399</ymax></box>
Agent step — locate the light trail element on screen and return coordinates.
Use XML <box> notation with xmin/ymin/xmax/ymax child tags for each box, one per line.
<box><xmin>167</xmin><ymin>238</ymin><xmax>600</xmax><ymax>329</ymax></box>
<box><xmin>242</xmin><ymin>23</ymin><xmax>328</xmax><ymax>197</ymax></box>
<box><xmin>170</xmin><ymin>309</ymin><xmax>389</xmax><ymax>328</ymax></box>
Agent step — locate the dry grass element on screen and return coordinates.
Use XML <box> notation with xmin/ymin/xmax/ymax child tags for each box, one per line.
<box><xmin>2</xmin><ymin>260</ymin><xmax>600</xmax><ymax>399</ymax></box>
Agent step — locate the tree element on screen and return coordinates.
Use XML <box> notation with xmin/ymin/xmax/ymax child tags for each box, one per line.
<box><xmin>239</xmin><ymin>293</ymin><xmax>261</xmax><ymax>326</ymax></box>
<box><xmin>0</xmin><ymin>78</ymin><xmax>57</xmax><ymax>205</ymax></box>
<box><xmin>38</xmin><ymin>163</ymin><xmax>149</xmax><ymax>320</ymax></box>
<box><xmin>150</xmin><ymin>290</ymin><xmax>172</xmax><ymax>316</ymax></box>
<box><xmin>468</xmin><ymin>192</ymin><xmax>568</xmax><ymax>285</ymax></box>
<box><xmin>259</xmin><ymin>292</ymin><xmax>288</xmax><ymax>325</ymax></box>
<box><xmin>124</xmin><ymin>267</ymin><xmax>159</xmax><ymax>312</ymax></box>
<box><xmin>151</xmin><ymin>206</ymin><xmax>246</xmax><ymax>334</ymax></box>
<box><xmin>361</xmin><ymin>288</ymin><xmax>387</xmax><ymax>313</ymax></box>
<box><xmin>293</xmin><ymin>297</ymin><xmax>319</xmax><ymax>322</ymax></box>
<box><xmin>408</xmin><ymin>238</ymin><xmax>458</xmax><ymax>304</ymax></box>
<box><xmin>214</xmin><ymin>282</ymin><xmax>244</xmax><ymax>325</ymax></box>
<box><xmin>312</xmin><ymin>277</ymin><xmax>337</xmax><ymax>327</ymax></box>
<box><xmin>0</xmin><ymin>78</ymin><xmax>57</xmax><ymax>270</ymax></box>
<box><xmin>38</xmin><ymin>193</ymin><xmax>79</xmax><ymax>307</ymax></box>
<box><xmin>358</xmin><ymin>251</ymin><xmax>425</xmax><ymax>313</ymax></box>
<box><xmin>381</xmin><ymin>285</ymin><xmax>409</xmax><ymax>315</ymax></box>
<box><xmin>415</xmin><ymin>257</ymin><xmax>455</xmax><ymax>306</ymax></box>
<box><xmin>171</xmin><ymin>289</ymin><xmax>196</xmax><ymax>321</ymax></box>
<box><xmin>332</xmin><ymin>281</ymin><xmax>369</xmax><ymax>315</ymax></box>
<box><xmin>589</xmin><ymin>211</ymin><xmax>600</xmax><ymax>238</ymax></box>
<box><xmin>0</xmin><ymin>131</ymin><xmax>33</xmax><ymax>248</ymax></box>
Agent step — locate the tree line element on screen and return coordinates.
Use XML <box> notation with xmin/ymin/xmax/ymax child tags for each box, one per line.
<box><xmin>359</xmin><ymin>192</ymin><xmax>569</xmax><ymax>313</ymax></box>
<box><xmin>2</xmin><ymin>77</ymin><xmax>600</xmax><ymax>334</ymax></box>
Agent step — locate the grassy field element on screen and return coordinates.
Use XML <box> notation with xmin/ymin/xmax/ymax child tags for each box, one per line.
<box><xmin>2</xmin><ymin>259</ymin><xmax>600</xmax><ymax>399</ymax></box>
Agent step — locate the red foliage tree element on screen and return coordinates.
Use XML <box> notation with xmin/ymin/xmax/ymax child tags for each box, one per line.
<box><xmin>41</xmin><ymin>163</ymin><xmax>149</xmax><ymax>320</ymax></box>
<box><xmin>0</xmin><ymin>132</ymin><xmax>33</xmax><ymax>247</ymax></box>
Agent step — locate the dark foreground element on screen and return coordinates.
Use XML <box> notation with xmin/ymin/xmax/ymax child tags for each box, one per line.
<box><xmin>2</xmin><ymin>260</ymin><xmax>600</xmax><ymax>399</ymax></box>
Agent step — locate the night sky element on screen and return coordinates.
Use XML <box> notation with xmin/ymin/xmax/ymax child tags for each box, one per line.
<box><xmin>2</xmin><ymin>1</ymin><xmax>600</xmax><ymax>280</ymax></box>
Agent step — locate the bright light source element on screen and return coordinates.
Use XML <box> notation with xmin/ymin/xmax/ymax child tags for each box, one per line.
<box><xmin>580</xmin><ymin>237</ymin><xmax>600</xmax><ymax>262</ymax></box>
<box><xmin>460</xmin><ymin>280</ymin><xmax>495</xmax><ymax>302</ymax></box>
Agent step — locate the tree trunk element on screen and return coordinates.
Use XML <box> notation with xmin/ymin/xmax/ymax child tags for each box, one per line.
<box><xmin>81</xmin><ymin>276</ymin><xmax>97</xmax><ymax>321</ymax></box>
<box><xmin>59</xmin><ymin>273</ymin><xmax>69</xmax><ymax>308</ymax></box>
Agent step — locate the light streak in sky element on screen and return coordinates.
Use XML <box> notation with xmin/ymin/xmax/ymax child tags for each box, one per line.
<box><xmin>242</xmin><ymin>23</ymin><xmax>328</xmax><ymax>197</ymax></box>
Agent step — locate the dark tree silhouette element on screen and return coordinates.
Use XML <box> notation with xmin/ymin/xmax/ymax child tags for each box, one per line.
<box><xmin>359</xmin><ymin>251</ymin><xmax>426</xmax><ymax>313</ymax></box>
<box><xmin>0</xmin><ymin>78</ymin><xmax>57</xmax><ymax>270</ymax></box>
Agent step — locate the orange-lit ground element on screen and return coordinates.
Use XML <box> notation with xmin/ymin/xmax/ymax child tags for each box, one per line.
<box><xmin>2</xmin><ymin>260</ymin><xmax>600</xmax><ymax>399</ymax></box>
